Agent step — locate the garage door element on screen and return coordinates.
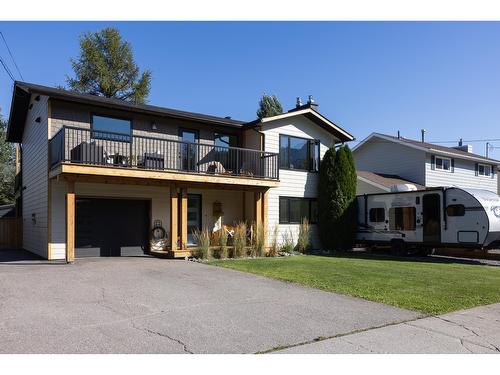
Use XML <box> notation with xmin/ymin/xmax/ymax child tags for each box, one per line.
<box><xmin>76</xmin><ymin>198</ymin><xmax>150</xmax><ymax>258</ymax></box>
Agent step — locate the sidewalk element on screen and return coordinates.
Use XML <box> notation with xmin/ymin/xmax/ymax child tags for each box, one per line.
<box><xmin>276</xmin><ymin>303</ymin><xmax>500</xmax><ymax>354</ymax></box>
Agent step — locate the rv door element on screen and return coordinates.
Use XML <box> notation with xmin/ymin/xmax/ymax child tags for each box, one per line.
<box><xmin>423</xmin><ymin>193</ymin><xmax>441</xmax><ymax>243</ymax></box>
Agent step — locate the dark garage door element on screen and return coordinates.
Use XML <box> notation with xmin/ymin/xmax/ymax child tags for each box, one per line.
<box><xmin>76</xmin><ymin>198</ymin><xmax>150</xmax><ymax>258</ymax></box>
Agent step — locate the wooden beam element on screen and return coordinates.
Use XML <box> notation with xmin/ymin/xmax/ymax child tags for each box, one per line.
<box><xmin>54</xmin><ymin>163</ymin><xmax>280</xmax><ymax>188</ymax></box>
<box><xmin>66</xmin><ymin>180</ymin><xmax>75</xmax><ymax>263</ymax></box>
<box><xmin>254</xmin><ymin>191</ymin><xmax>262</xmax><ymax>226</ymax></box>
<box><xmin>262</xmin><ymin>189</ymin><xmax>269</xmax><ymax>247</ymax></box>
<box><xmin>180</xmin><ymin>188</ymin><xmax>188</xmax><ymax>250</ymax></box>
<box><xmin>170</xmin><ymin>186</ymin><xmax>178</xmax><ymax>251</ymax></box>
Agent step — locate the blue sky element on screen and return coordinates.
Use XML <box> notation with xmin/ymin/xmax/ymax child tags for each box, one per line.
<box><xmin>1</xmin><ymin>21</ymin><xmax>500</xmax><ymax>158</ymax></box>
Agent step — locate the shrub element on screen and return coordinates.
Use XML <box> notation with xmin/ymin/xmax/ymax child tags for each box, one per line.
<box><xmin>280</xmin><ymin>229</ymin><xmax>295</xmax><ymax>254</ymax></box>
<box><xmin>250</xmin><ymin>221</ymin><xmax>265</xmax><ymax>257</ymax></box>
<box><xmin>267</xmin><ymin>224</ymin><xmax>279</xmax><ymax>257</ymax></box>
<box><xmin>297</xmin><ymin>218</ymin><xmax>311</xmax><ymax>254</ymax></box>
<box><xmin>193</xmin><ymin>228</ymin><xmax>211</xmax><ymax>259</ymax></box>
<box><xmin>219</xmin><ymin>228</ymin><xmax>228</xmax><ymax>259</ymax></box>
<box><xmin>233</xmin><ymin>222</ymin><xmax>247</xmax><ymax>258</ymax></box>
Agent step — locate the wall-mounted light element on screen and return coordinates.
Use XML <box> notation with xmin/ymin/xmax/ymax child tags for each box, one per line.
<box><xmin>151</xmin><ymin>122</ymin><xmax>157</xmax><ymax>130</ymax></box>
<box><xmin>34</xmin><ymin>95</ymin><xmax>40</xmax><ymax>102</ymax></box>
<box><xmin>35</xmin><ymin>117</ymin><xmax>41</xmax><ymax>123</ymax></box>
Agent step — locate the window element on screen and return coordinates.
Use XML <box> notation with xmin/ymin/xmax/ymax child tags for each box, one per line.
<box><xmin>214</xmin><ymin>133</ymin><xmax>238</xmax><ymax>148</ymax></box>
<box><xmin>369</xmin><ymin>208</ymin><xmax>385</xmax><ymax>223</ymax></box>
<box><xmin>447</xmin><ymin>204</ymin><xmax>465</xmax><ymax>216</ymax></box>
<box><xmin>91</xmin><ymin>115</ymin><xmax>131</xmax><ymax>141</ymax></box>
<box><xmin>478</xmin><ymin>164</ymin><xmax>491</xmax><ymax>177</ymax></box>
<box><xmin>279</xmin><ymin>135</ymin><xmax>320</xmax><ymax>172</ymax></box>
<box><xmin>435</xmin><ymin>156</ymin><xmax>451</xmax><ymax>171</ymax></box>
<box><xmin>279</xmin><ymin>197</ymin><xmax>318</xmax><ymax>224</ymax></box>
<box><xmin>389</xmin><ymin>207</ymin><xmax>416</xmax><ymax>231</ymax></box>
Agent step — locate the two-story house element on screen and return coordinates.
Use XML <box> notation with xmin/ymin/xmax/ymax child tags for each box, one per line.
<box><xmin>6</xmin><ymin>82</ymin><xmax>354</xmax><ymax>261</ymax></box>
<box><xmin>354</xmin><ymin>132</ymin><xmax>500</xmax><ymax>195</ymax></box>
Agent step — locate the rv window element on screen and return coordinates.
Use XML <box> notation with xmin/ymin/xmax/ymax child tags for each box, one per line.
<box><xmin>389</xmin><ymin>207</ymin><xmax>416</xmax><ymax>231</ymax></box>
<box><xmin>447</xmin><ymin>204</ymin><xmax>465</xmax><ymax>217</ymax></box>
<box><xmin>369</xmin><ymin>208</ymin><xmax>385</xmax><ymax>223</ymax></box>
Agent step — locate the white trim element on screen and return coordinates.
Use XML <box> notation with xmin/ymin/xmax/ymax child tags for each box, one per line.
<box><xmin>353</xmin><ymin>132</ymin><xmax>500</xmax><ymax>165</ymax></box>
<box><xmin>259</xmin><ymin>108</ymin><xmax>354</xmax><ymax>141</ymax></box>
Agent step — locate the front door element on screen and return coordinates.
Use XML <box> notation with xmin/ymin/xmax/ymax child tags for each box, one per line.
<box><xmin>422</xmin><ymin>194</ymin><xmax>441</xmax><ymax>243</ymax></box>
<box><xmin>186</xmin><ymin>194</ymin><xmax>202</xmax><ymax>246</ymax></box>
<box><xmin>180</xmin><ymin>129</ymin><xmax>198</xmax><ymax>172</ymax></box>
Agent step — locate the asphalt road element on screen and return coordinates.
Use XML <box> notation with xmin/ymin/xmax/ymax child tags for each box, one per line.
<box><xmin>0</xmin><ymin>251</ymin><xmax>420</xmax><ymax>354</ymax></box>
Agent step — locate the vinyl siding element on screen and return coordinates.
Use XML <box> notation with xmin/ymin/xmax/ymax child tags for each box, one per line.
<box><xmin>354</xmin><ymin>138</ymin><xmax>426</xmax><ymax>185</ymax></box>
<box><xmin>260</xmin><ymin>116</ymin><xmax>339</xmax><ymax>249</ymax></box>
<box><xmin>22</xmin><ymin>95</ymin><xmax>49</xmax><ymax>257</ymax></box>
<box><xmin>425</xmin><ymin>153</ymin><xmax>498</xmax><ymax>193</ymax></box>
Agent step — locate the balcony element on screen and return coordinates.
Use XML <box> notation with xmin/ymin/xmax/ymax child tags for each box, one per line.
<box><xmin>49</xmin><ymin>126</ymin><xmax>279</xmax><ymax>186</ymax></box>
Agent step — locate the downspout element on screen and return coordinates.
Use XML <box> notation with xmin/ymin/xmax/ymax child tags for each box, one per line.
<box><xmin>442</xmin><ymin>188</ymin><xmax>447</xmax><ymax>230</ymax></box>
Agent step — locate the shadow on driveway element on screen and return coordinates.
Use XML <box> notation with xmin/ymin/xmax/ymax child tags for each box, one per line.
<box><xmin>0</xmin><ymin>249</ymin><xmax>63</xmax><ymax>265</ymax></box>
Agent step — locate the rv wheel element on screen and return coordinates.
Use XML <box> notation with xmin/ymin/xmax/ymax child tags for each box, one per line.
<box><xmin>416</xmin><ymin>247</ymin><xmax>433</xmax><ymax>257</ymax></box>
<box><xmin>390</xmin><ymin>240</ymin><xmax>407</xmax><ymax>256</ymax></box>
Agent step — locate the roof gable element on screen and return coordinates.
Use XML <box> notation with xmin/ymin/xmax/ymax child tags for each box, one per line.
<box><xmin>354</xmin><ymin>132</ymin><xmax>500</xmax><ymax>165</ymax></box>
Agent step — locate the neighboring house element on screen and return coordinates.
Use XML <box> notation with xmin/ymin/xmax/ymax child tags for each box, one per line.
<box><xmin>6</xmin><ymin>82</ymin><xmax>354</xmax><ymax>260</ymax></box>
<box><xmin>353</xmin><ymin>132</ymin><xmax>500</xmax><ymax>195</ymax></box>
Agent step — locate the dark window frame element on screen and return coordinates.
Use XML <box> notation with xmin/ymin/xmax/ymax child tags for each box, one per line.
<box><xmin>279</xmin><ymin>196</ymin><xmax>318</xmax><ymax>224</ymax></box>
<box><xmin>369</xmin><ymin>207</ymin><xmax>385</xmax><ymax>223</ymax></box>
<box><xmin>279</xmin><ymin>134</ymin><xmax>320</xmax><ymax>172</ymax></box>
<box><xmin>90</xmin><ymin>113</ymin><xmax>133</xmax><ymax>143</ymax></box>
<box><xmin>446</xmin><ymin>204</ymin><xmax>466</xmax><ymax>217</ymax></box>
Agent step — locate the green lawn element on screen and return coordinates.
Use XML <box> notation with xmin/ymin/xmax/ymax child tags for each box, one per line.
<box><xmin>209</xmin><ymin>255</ymin><xmax>500</xmax><ymax>314</ymax></box>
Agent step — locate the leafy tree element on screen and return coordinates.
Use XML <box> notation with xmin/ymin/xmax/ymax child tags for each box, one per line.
<box><xmin>317</xmin><ymin>147</ymin><xmax>336</xmax><ymax>250</ymax></box>
<box><xmin>66</xmin><ymin>27</ymin><xmax>152</xmax><ymax>104</ymax></box>
<box><xmin>256</xmin><ymin>94</ymin><xmax>283</xmax><ymax>119</ymax></box>
<box><xmin>0</xmin><ymin>113</ymin><xmax>15</xmax><ymax>205</ymax></box>
<box><xmin>317</xmin><ymin>144</ymin><xmax>357</xmax><ymax>251</ymax></box>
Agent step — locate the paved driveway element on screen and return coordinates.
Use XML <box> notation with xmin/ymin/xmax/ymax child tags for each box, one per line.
<box><xmin>0</xmin><ymin>251</ymin><xmax>419</xmax><ymax>353</ymax></box>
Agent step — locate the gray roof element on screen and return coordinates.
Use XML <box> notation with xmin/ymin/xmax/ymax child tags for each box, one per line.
<box><xmin>380</xmin><ymin>133</ymin><xmax>500</xmax><ymax>164</ymax></box>
<box><xmin>7</xmin><ymin>81</ymin><xmax>245</xmax><ymax>142</ymax></box>
<box><xmin>357</xmin><ymin>170</ymin><xmax>425</xmax><ymax>190</ymax></box>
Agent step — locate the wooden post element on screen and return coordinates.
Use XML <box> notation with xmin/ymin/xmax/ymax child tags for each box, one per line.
<box><xmin>170</xmin><ymin>186</ymin><xmax>178</xmax><ymax>251</ymax></box>
<box><xmin>262</xmin><ymin>189</ymin><xmax>268</xmax><ymax>247</ymax></box>
<box><xmin>180</xmin><ymin>188</ymin><xmax>188</xmax><ymax>250</ymax></box>
<box><xmin>65</xmin><ymin>180</ymin><xmax>75</xmax><ymax>263</ymax></box>
<box><xmin>254</xmin><ymin>191</ymin><xmax>262</xmax><ymax>229</ymax></box>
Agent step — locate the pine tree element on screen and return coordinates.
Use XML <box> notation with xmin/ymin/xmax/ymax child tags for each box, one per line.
<box><xmin>66</xmin><ymin>27</ymin><xmax>152</xmax><ymax>104</ymax></box>
<box><xmin>317</xmin><ymin>147</ymin><xmax>336</xmax><ymax>250</ymax></box>
<box><xmin>331</xmin><ymin>145</ymin><xmax>357</xmax><ymax>250</ymax></box>
<box><xmin>256</xmin><ymin>94</ymin><xmax>283</xmax><ymax>119</ymax></box>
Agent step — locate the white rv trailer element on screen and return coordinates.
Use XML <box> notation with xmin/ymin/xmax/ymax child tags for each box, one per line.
<box><xmin>356</xmin><ymin>186</ymin><xmax>500</xmax><ymax>253</ymax></box>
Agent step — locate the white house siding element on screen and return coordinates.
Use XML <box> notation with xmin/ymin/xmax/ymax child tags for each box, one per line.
<box><xmin>354</xmin><ymin>138</ymin><xmax>426</xmax><ymax>185</ymax></box>
<box><xmin>22</xmin><ymin>95</ymin><xmax>49</xmax><ymax>257</ymax></box>
<box><xmin>424</xmin><ymin>154</ymin><xmax>498</xmax><ymax>193</ymax></box>
<box><xmin>260</xmin><ymin>116</ymin><xmax>338</xmax><ymax>249</ymax></box>
<box><xmin>49</xmin><ymin>181</ymin><xmax>171</xmax><ymax>259</ymax></box>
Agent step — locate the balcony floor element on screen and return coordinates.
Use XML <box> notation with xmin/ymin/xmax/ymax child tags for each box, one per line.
<box><xmin>49</xmin><ymin>162</ymin><xmax>280</xmax><ymax>189</ymax></box>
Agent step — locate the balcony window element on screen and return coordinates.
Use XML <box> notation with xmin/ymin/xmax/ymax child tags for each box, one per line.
<box><xmin>214</xmin><ymin>133</ymin><xmax>238</xmax><ymax>148</ymax></box>
<box><xmin>91</xmin><ymin>115</ymin><xmax>131</xmax><ymax>142</ymax></box>
<box><xmin>279</xmin><ymin>134</ymin><xmax>320</xmax><ymax>172</ymax></box>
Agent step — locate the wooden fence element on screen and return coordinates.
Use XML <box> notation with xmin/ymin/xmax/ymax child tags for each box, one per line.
<box><xmin>0</xmin><ymin>218</ymin><xmax>22</xmax><ymax>249</ymax></box>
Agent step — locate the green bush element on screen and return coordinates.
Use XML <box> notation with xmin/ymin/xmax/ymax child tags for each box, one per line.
<box><xmin>233</xmin><ymin>222</ymin><xmax>247</xmax><ymax>258</ymax></box>
<box><xmin>193</xmin><ymin>228</ymin><xmax>211</xmax><ymax>259</ymax></box>
<box><xmin>280</xmin><ymin>229</ymin><xmax>295</xmax><ymax>254</ymax></box>
<box><xmin>219</xmin><ymin>228</ymin><xmax>228</xmax><ymax>259</ymax></box>
<box><xmin>297</xmin><ymin>218</ymin><xmax>311</xmax><ymax>254</ymax></box>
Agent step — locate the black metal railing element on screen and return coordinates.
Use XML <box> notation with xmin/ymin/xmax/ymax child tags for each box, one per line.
<box><xmin>49</xmin><ymin>126</ymin><xmax>279</xmax><ymax>180</ymax></box>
